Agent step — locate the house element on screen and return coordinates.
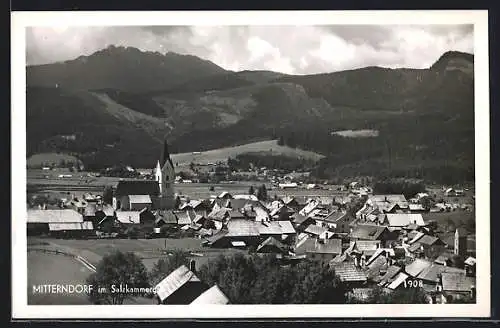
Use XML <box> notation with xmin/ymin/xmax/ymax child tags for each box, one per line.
<box><xmin>438</xmin><ymin>272</ymin><xmax>476</xmax><ymax>303</ymax></box>
<box><xmin>154</xmin><ymin>210</ymin><xmax>177</xmax><ymax>230</ymax></box>
<box><xmin>83</xmin><ymin>203</ymin><xmax>97</xmax><ymax>221</ymax></box>
<box><xmin>119</xmin><ymin>195</ymin><xmax>152</xmax><ymax>211</ymax></box>
<box><xmin>154</xmin><ymin>263</ymin><xmax>209</xmax><ymax>304</ymax></box>
<box><xmin>94</xmin><ymin>205</ymin><xmax>116</xmax><ymax>231</ymax></box>
<box><xmin>416</xmin><ymin>263</ymin><xmax>465</xmax><ymax>285</ymax></box>
<box><xmin>69</xmin><ymin>197</ymin><xmax>88</xmax><ymax>214</ymax></box>
<box><xmin>282</xmin><ymin>196</ymin><xmax>300</xmax><ymax>211</ymax></box>
<box><xmin>290</xmin><ymin>213</ymin><xmax>315</xmax><ymax>231</ymax></box>
<box><xmin>304</xmin><ymin>224</ymin><xmax>328</xmax><ymax>238</ymax></box>
<box><xmin>190</xmin><ymin>285</ymin><xmax>230</xmax><ymax>304</ymax></box>
<box><xmin>115</xmin><ymin>211</ymin><xmax>141</xmax><ymax>225</ymax></box>
<box><xmin>256</xmin><ymin>236</ymin><xmax>289</xmax><ymax>254</ymax></box>
<box><xmin>350</xmin><ymin>240</ymin><xmax>382</xmax><ymax>257</ymax></box>
<box><xmin>464</xmin><ymin>257</ymin><xmax>476</xmax><ymax>276</ymax></box>
<box><xmin>409</xmin><ymin>204</ymin><xmax>427</xmax><ymax>213</ymax></box>
<box><xmin>454</xmin><ymin>227</ymin><xmax>468</xmax><ymax>256</ymax></box>
<box><xmin>377</xmin><ymin>265</ymin><xmax>403</xmax><ymax>287</ymax></box>
<box><xmin>295</xmin><ymin>237</ymin><xmax>342</xmax><ymax>263</ymax></box>
<box><xmin>323</xmin><ymin>211</ymin><xmax>353</xmax><ymax>233</ymax></box>
<box><xmin>27</xmin><ymin>209</ymin><xmax>87</xmax><ymax>236</ymax></box>
<box><xmin>257</xmin><ymin>220</ymin><xmax>296</xmax><ymax>240</ymax></box>
<box><xmin>367</xmin><ymin>194</ymin><xmax>409</xmax><ymax>212</ymax></box>
<box><xmin>386</xmin><ymin>272</ymin><xmax>409</xmax><ymax>290</ymax></box>
<box><xmin>112</xmin><ymin>180</ymin><xmax>160</xmax><ymax>210</ymax></box>
<box><xmin>331</xmin><ymin>262</ymin><xmax>368</xmax><ymax>287</ymax></box>
<box><xmin>384</xmin><ymin>213</ymin><xmax>426</xmax><ymax>228</ymax></box>
<box><xmin>349</xmin><ymin>224</ymin><xmax>395</xmax><ymax>246</ymax></box>
<box><xmin>217</xmin><ymin>191</ymin><xmax>233</xmax><ymax>200</ymax></box>
<box><xmin>408</xmin><ymin>235</ymin><xmax>446</xmax><ymax>259</ymax></box>
<box><xmin>405</xmin><ymin>258</ymin><xmax>432</xmax><ymax>278</ymax></box>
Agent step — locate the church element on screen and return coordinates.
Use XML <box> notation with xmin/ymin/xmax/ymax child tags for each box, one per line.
<box><xmin>112</xmin><ymin>139</ymin><xmax>175</xmax><ymax>211</ymax></box>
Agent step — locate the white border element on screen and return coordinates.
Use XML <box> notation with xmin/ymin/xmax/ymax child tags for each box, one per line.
<box><xmin>11</xmin><ymin>10</ymin><xmax>490</xmax><ymax>319</ymax></box>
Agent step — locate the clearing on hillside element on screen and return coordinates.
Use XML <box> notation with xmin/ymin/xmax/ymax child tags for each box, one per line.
<box><xmin>171</xmin><ymin>139</ymin><xmax>325</xmax><ymax>166</ymax></box>
<box><xmin>27</xmin><ymin>153</ymin><xmax>81</xmax><ymax>168</ymax></box>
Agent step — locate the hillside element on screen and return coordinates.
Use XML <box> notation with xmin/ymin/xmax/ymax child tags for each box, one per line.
<box><xmin>27</xmin><ymin>45</ymin><xmax>227</xmax><ymax>92</ymax></box>
<box><xmin>170</xmin><ymin>139</ymin><xmax>325</xmax><ymax>166</ymax></box>
<box><xmin>25</xmin><ymin>49</ymin><xmax>475</xmax><ymax>183</ymax></box>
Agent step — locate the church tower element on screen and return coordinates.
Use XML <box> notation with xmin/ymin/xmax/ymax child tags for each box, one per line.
<box><xmin>159</xmin><ymin>139</ymin><xmax>175</xmax><ymax>209</ymax></box>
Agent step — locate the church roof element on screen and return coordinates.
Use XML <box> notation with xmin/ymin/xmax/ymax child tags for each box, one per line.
<box><xmin>115</xmin><ymin>180</ymin><xmax>160</xmax><ymax>198</ymax></box>
<box><xmin>161</xmin><ymin>139</ymin><xmax>174</xmax><ymax>168</ymax></box>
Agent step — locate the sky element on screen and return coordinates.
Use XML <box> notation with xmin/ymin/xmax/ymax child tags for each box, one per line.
<box><xmin>26</xmin><ymin>25</ymin><xmax>473</xmax><ymax>75</ymax></box>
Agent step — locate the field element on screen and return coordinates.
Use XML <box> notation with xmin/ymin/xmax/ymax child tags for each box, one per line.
<box><xmin>27</xmin><ymin>153</ymin><xmax>81</xmax><ymax>168</ymax></box>
<box><xmin>31</xmin><ymin>237</ymin><xmax>247</xmax><ymax>272</ymax></box>
<box><xmin>170</xmin><ymin>139</ymin><xmax>325</xmax><ymax>166</ymax></box>
<box><xmin>27</xmin><ymin>251</ymin><xmax>93</xmax><ymax>305</ymax></box>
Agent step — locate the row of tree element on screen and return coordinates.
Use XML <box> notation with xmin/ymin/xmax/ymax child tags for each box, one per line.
<box><xmin>86</xmin><ymin>250</ymin><xmax>348</xmax><ymax>305</ymax></box>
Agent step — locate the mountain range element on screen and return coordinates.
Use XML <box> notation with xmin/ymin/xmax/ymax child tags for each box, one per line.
<box><xmin>26</xmin><ymin>46</ymin><xmax>474</xmax><ymax>183</ymax></box>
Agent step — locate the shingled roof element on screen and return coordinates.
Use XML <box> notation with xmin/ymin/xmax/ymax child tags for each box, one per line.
<box><xmin>154</xmin><ymin>265</ymin><xmax>203</xmax><ymax>302</ymax></box>
<box><xmin>332</xmin><ymin>262</ymin><xmax>368</xmax><ymax>282</ymax></box>
<box><xmin>349</xmin><ymin>224</ymin><xmax>388</xmax><ymax>240</ymax></box>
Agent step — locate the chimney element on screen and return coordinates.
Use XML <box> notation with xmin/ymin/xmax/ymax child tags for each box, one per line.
<box><xmin>360</xmin><ymin>254</ymin><xmax>366</xmax><ymax>267</ymax></box>
<box><xmin>190</xmin><ymin>260</ymin><xmax>196</xmax><ymax>273</ymax></box>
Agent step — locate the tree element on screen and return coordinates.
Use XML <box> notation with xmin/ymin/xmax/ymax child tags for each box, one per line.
<box><xmin>174</xmin><ymin>196</ymin><xmax>181</xmax><ymax>209</ymax></box>
<box><xmin>256</xmin><ymin>184</ymin><xmax>268</xmax><ymax>201</ymax></box>
<box><xmin>102</xmin><ymin>186</ymin><xmax>113</xmax><ymax>205</ymax></box>
<box><xmin>197</xmin><ymin>254</ymin><xmax>348</xmax><ymax>304</ymax></box>
<box><xmin>277</xmin><ymin>136</ymin><xmax>285</xmax><ymax>146</ymax></box>
<box><xmin>367</xmin><ymin>286</ymin><xmax>428</xmax><ymax>304</ymax></box>
<box><xmin>86</xmin><ymin>251</ymin><xmax>150</xmax><ymax>304</ymax></box>
<box><xmin>248</xmin><ymin>185</ymin><xmax>255</xmax><ymax>195</ymax></box>
<box><xmin>149</xmin><ymin>250</ymin><xmax>191</xmax><ymax>286</ymax></box>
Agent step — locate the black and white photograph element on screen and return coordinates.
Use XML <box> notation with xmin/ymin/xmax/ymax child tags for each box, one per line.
<box><xmin>11</xmin><ymin>10</ymin><xmax>490</xmax><ymax>318</ymax></box>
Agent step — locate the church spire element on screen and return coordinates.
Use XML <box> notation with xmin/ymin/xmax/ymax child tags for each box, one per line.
<box><xmin>161</xmin><ymin>139</ymin><xmax>174</xmax><ymax>168</ymax></box>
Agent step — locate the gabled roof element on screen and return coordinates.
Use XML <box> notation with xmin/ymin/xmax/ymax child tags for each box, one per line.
<box><xmin>378</xmin><ymin>265</ymin><xmax>402</xmax><ymax>286</ymax></box>
<box><xmin>233</xmin><ymin>194</ymin><xmax>259</xmax><ymax>201</ymax></box>
<box><xmin>324</xmin><ymin>211</ymin><xmax>347</xmax><ymax>223</ymax></box>
<box><xmin>48</xmin><ymin>221</ymin><xmax>94</xmax><ymax>231</ymax></box>
<box><xmin>28</xmin><ymin>209</ymin><xmax>84</xmax><ymax>223</ymax></box>
<box><xmin>387</xmin><ymin>272</ymin><xmax>409</xmax><ymax>290</ymax></box>
<box><xmin>405</xmin><ymin>258</ymin><xmax>432</xmax><ymax>277</ymax></box>
<box><xmin>155</xmin><ymin>265</ymin><xmax>201</xmax><ymax>302</ymax></box>
<box><xmin>282</xmin><ymin>196</ymin><xmax>298</xmax><ymax>205</ymax></box>
<box><xmin>418</xmin><ymin>235</ymin><xmax>443</xmax><ymax>246</ymax></box>
<box><xmin>116</xmin><ymin>211</ymin><xmax>141</xmax><ymax>224</ymax></box>
<box><xmin>155</xmin><ymin>210</ymin><xmax>177</xmax><ymax>224</ymax></box>
<box><xmin>465</xmin><ymin>257</ymin><xmax>476</xmax><ymax>266</ymax></box>
<box><xmin>386</xmin><ymin>214</ymin><xmax>425</xmax><ymax>227</ymax></box>
<box><xmin>175</xmin><ymin>211</ymin><xmax>194</xmax><ymax>225</ymax></box>
<box><xmin>84</xmin><ymin>203</ymin><xmax>97</xmax><ymax>217</ymax></box>
<box><xmin>258</xmin><ymin>220</ymin><xmax>296</xmax><ymax>235</ymax></box>
<box><xmin>349</xmin><ymin>224</ymin><xmax>388</xmax><ymax>240</ymax></box>
<box><xmin>217</xmin><ymin>191</ymin><xmax>233</xmax><ymax>199</ymax></box>
<box><xmin>417</xmin><ymin>263</ymin><xmax>465</xmax><ymax>282</ymax></box>
<box><xmin>115</xmin><ymin>180</ymin><xmax>160</xmax><ymax>198</ymax></box>
<box><xmin>291</xmin><ymin>213</ymin><xmax>310</xmax><ymax>225</ymax></box>
<box><xmin>226</xmin><ymin>219</ymin><xmax>260</xmax><ymax>237</ymax></box>
<box><xmin>304</xmin><ymin>224</ymin><xmax>328</xmax><ymax>236</ymax></box>
<box><xmin>332</xmin><ymin>262</ymin><xmax>368</xmax><ymax>282</ymax></box>
<box><xmin>366</xmin><ymin>254</ymin><xmax>388</xmax><ymax>280</ymax></box>
<box><xmin>352</xmin><ymin>240</ymin><xmax>381</xmax><ymax>254</ymax></box>
<box><xmin>408</xmin><ymin>231</ymin><xmax>425</xmax><ymax>244</ymax></box>
<box><xmin>257</xmin><ymin>236</ymin><xmax>288</xmax><ymax>253</ymax></box>
<box><xmin>190</xmin><ymin>285</ymin><xmax>229</xmax><ymax>304</ymax></box>
<box><xmin>295</xmin><ymin>238</ymin><xmax>342</xmax><ymax>255</ymax></box>
<box><xmin>128</xmin><ymin>194</ymin><xmax>152</xmax><ymax>204</ymax></box>
<box><xmin>441</xmin><ymin>272</ymin><xmax>475</xmax><ymax>292</ymax></box>
<box><xmin>208</xmin><ymin>207</ymin><xmax>231</xmax><ymax>221</ymax></box>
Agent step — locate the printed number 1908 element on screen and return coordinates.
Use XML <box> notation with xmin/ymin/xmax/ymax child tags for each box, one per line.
<box><xmin>403</xmin><ymin>279</ymin><xmax>423</xmax><ymax>288</ymax></box>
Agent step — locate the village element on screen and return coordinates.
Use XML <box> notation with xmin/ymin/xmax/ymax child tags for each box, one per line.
<box><xmin>26</xmin><ymin>140</ymin><xmax>476</xmax><ymax>305</ymax></box>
